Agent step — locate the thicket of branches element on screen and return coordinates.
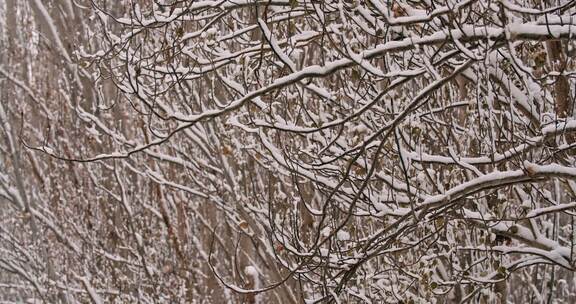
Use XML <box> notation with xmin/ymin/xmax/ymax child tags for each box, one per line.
<box><xmin>1</xmin><ymin>0</ymin><xmax>576</xmax><ymax>303</ymax></box>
